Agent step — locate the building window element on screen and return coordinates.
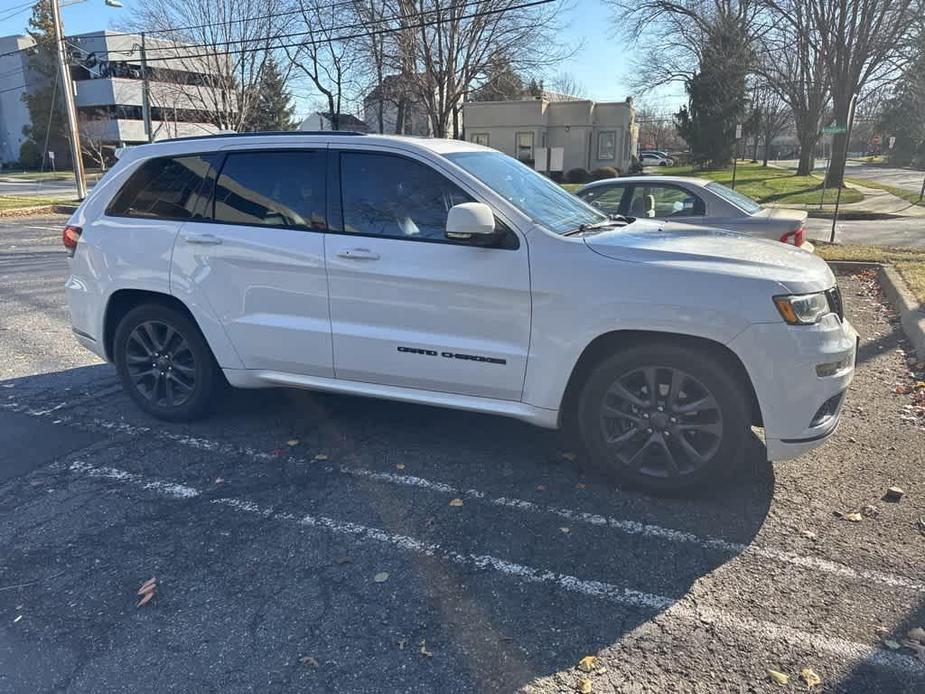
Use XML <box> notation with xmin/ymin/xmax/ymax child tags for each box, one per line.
<box><xmin>471</xmin><ymin>132</ymin><xmax>489</xmax><ymax>146</ymax></box>
<box><xmin>598</xmin><ymin>131</ymin><xmax>616</xmax><ymax>160</ymax></box>
<box><xmin>515</xmin><ymin>132</ymin><xmax>534</xmax><ymax>163</ymax></box>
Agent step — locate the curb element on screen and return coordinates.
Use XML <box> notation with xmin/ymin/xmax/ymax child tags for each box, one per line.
<box><xmin>828</xmin><ymin>260</ymin><xmax>925</xmax><ymax>359</ymax></box>
<box><xmin>0</xmin><ymin>203</ymin><xmax>77</xmax><ymax>218</ymax></box>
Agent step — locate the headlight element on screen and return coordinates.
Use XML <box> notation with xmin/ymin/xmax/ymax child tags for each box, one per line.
<box><xmin>773</xmin><ymin>292</ymin><xmax>831</xmax><ymax>325</ymax></box>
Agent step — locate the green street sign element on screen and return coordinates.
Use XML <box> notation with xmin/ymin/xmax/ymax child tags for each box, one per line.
<box><xmin>822</xmin><ymin>125</ymin><xmax>847</xmax><ymax>134</ymax></box>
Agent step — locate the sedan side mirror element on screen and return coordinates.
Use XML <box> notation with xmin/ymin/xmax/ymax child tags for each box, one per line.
<box><xmin>446</xmin><ymin>202</ymin><xmax>496</xmax><ymax>241</ymax></box>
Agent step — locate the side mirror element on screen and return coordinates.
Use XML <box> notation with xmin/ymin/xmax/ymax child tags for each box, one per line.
<box><xmin>446</xmin><ymin>202</ymin><xmax>496</xmax><ymax>241</ymax></box>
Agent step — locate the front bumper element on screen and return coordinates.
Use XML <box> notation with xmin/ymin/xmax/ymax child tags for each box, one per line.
<box><xmin>728</xmin><ymin>313</ymin><xmax>858</xmax><ymax>461</ymax></box>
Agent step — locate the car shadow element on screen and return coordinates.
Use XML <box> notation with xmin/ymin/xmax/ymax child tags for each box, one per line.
<box><xmin>0</xmin><ymin>364</ymin><xmax>775</xmax><ymax>692</ymax></box>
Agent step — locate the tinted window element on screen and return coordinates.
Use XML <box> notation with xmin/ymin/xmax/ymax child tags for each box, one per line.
<box><xmin>108</xmin><ymin>155</ymin><xmax>215</xmax><ymax>220</ymax></box>
<box><xmin>340</xmin><ymin>152</ymin><xmax>472</xmax><ymax>241</ymax></box>
<box><xmin>213</xmin><ymin>150</ymin><xmax>326</xmax><ymax>230</ymax></box>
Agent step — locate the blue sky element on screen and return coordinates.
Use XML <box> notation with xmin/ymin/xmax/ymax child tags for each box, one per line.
<box><xmin>0</xmin><ymin>0</ymin><xmax>686</xmax><ymax>116</ymax></box>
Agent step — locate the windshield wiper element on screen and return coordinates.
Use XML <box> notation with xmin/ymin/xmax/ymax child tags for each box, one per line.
<box><xmin>563</xmin><ymin>218</ymin><xmax>623</xmax><ymax>236</ymax></box>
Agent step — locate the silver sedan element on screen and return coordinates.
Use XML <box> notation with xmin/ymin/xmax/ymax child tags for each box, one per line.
<box><xmin>575</xmin><ymin>175</ymin><xmax>813</xmax><ymax>252</ymax></box>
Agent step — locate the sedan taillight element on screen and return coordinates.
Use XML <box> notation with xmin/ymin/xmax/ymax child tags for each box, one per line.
<box><xmin>62</xmin><ymin>225</ymin><xmax>82</xmax><ymax>257</ymax></box>
<box><xmin>779</xmin><ymin>225</ymin><xmax>805</xmax><ymax>247</ymax></box>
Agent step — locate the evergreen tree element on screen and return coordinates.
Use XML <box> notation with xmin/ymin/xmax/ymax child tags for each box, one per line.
<box><xmin>243</xmin><ymin>59</ymin><xmax>296</xmax><ymax>132</ymax></box>
<box><xmin>20</xmin><ymin>0</ymin><xmax>68</xmax><ymax>167</ymax></box>
<box><xmin>878</xmin><ymin>29</ymin><xmax>925</xmax><ymax>167</ymax></box>
<box><xmin>674</xmin><ymin>14</ymin><xmax>750</xmax><ymax>169</ymax></box>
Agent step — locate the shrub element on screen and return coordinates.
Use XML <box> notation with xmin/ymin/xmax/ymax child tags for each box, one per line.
<box><xmin>590</xmin><ymin>166</ymin><xmax>619</xmax><ymax>181</ymax></box>
<box><xmin>18</xmin><ymin>140</ymin><xmax>42</xmax><ymax>169</ymax></box>
<box><xmin>565</xmin><ymin>167</ymin><xmax>590</xmax><ymax>183</ymax></box>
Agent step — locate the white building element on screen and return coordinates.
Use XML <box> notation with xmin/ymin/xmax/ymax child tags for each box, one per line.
<box><xmin>0</xmin><ymin>30</ymin><xmax>230</xmax><ymax>165</ymax></box>
<box><xmin>299</xmin><ymin>112</ymin><xmax>369</xmax><ymax>132</ymax></box>
<box><xmin>463</xmin><ymin>98</ymin><xmax>638</xmax><ymax>174</ymax></box>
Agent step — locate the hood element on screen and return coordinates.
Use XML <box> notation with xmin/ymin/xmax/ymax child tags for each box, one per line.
<box><xmin>583</xmin><ymin>220</ymin><xmax>833</xmax><ymax>294</ymax></box>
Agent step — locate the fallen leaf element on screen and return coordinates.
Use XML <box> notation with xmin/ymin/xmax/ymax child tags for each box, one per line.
<box><xmin>395</xmin><ymin>463</ymin><xmax>405</xmax><ymax>470</ymax></box>
<box><xmin>883</xmin><ymin>486</ymin><xmax>906</xmax><ymax>502</ymax></box>
<box><xmin>894</xmin><ymin>385</ymin><xmax>913</xmax><ymax>394</ymax></box>
<box><xmin>840</xmin><ymin>511</ymin><xmax>863</xmax><ymax>522</ymax></box>
<box><xmin>861</xmin><ymin>504</ymin><xmax>879</xmax><ymax>518</ymax></box>
<box><xmin>577</xmin><ymin>655</ymin><xmax>597</xmax><ymax>672</ymax></box>
<box><xmin>419</xmin><ymin>639</ymin><xmax>433</xmax><ymax>657</ymax></box>
<box><xmin>449</xmin><ymin>498</ymin><xmax>464</xmax><ymax>507</ymax></box>
<box><xmin>800</xmin><ymin>667</ymin><xmax>821</xmax><ymax>688</ymax></box>
<box><xmin>214</xmin><ymin>477</ymin><xmax>225</xmax><ymax>484</ymax></box>
<box><xmin>137</xmin><ymin>577</ymin><xmax>157</xmax><ymax>595</ymax></box>
<box><xmin>800</xmin><ymin>530</ymin><xmax>817</xmax><ymax>540</ymax></box>
<box><xmin>907</xmin><ymin>627</ymin><xmax>925</xmax><ymax>643</ymax></box>
<box><xmin>578</xmin><ymin>678</ymin><xmax>592</xmax><ymax>693</ymax></box>
<box><xmin>373</xmin><ymin>572</ymin><xmax>389</xmax><ymax>583</ymax></box>
<box><xmin>299</xmin><ymin>655</ymin><xmax>318</xmax><ymax>668</ymax></box>
<box><xmin>560</xmin><ymin>527</ymin><xmax>570</xmax><ymax>534</ymax></box>
<box><xmin>884</xmin><ymin>639</ymin><xmax>901</xmax><ymax>650</ymax></box>
<box><xmin>313</xmin><ymin>453</ymin><xmax>328</xmax><ymax>461</ymax></box>
<box><xmin>136</xmin><ymin>591</ymin><xmax>155</xmax><ymax>607</ymax></box>
<box><xmin>575</xmin><ymin>482</ymin><xmax>587</xmax><ymax>490</ymax></box>
<box><xmin>914</xmin><ymin>381</ymin><xmax>925</xmax><ymax>390</ymax></box>
<box><xmin>768</xmin><ymin>670</ymin><xmax>789</xmax><ymax>685</ymax></box>
<box><xmin>286</xmin><ymin>439</ymin><xmax>300</xmax><ymax>447</ymax></box>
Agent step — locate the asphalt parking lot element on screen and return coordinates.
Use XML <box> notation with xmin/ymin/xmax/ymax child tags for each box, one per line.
<box><xmin>1</xmin><ymin>216</ymin><xmax>924</xmax><ymax>693</ymax></box>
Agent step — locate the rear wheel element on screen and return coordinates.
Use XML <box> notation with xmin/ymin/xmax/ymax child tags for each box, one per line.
<box><xmin>576</xmin><ymin>342</ymin><xmax>750</xmax><ymax>494</ymax></box>
<box><xmin>113</xmin><ymin>304</ymin><xmax>219</xmax><ymax>421</ymax></box>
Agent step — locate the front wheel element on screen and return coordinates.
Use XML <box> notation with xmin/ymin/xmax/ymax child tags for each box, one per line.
<box><xmin>113</xmin><ymin>304</ymin><xmax>219</xmax><ymax>421</ymax></box>
<box><xmin>576</xmin><ymin>343</ymin><xmax>750</xmax><ymax>494</ymax></box>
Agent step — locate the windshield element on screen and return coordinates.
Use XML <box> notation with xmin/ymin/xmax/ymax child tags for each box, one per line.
<box><xmin>444</xmin><ymin>151</ymin><xmax>607</xmax><ymax>234</ymax></box>
<box><xmin>706</xmin><ymin>181</ymin><xmax>762</xmax><ymax>214</ymax></box>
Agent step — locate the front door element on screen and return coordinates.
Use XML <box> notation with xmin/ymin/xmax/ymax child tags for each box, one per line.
<box><xmin>324</xmin><ymin>150</ymin><xmax>531</xmax><ymax>401</ymax></box>
<box><xmin>626</xmin><ymin>183</ymin><xmax>706</xmax><ymax>222</ymax></box>
<box><xmin>170</xmin><ymin>148</ymin><xmax>333</xmax><ymax>377</ymax></box>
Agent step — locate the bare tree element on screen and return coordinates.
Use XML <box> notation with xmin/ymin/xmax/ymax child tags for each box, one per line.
<box><xmin>545</xmin><ymin>71</ymin><xmax>585</xmax><ymax>99</ymax></box>
<box><xmin>130</xmin><ymin>0</ymin><xmax>289</xmax><ymax>132</ymax></box>
<box><xmin>635</xmin><ymin>102</ymin><xmax>686</xmax><ymax>150</ymax></box>
<box><xmin>763</xmin><ymin>0</ymin><xmax>922</xmax><ymax>186</ymax></box>
<box><xmin>753</xmin><ymin>4</ymin><xmax>829</xmax><ymax>175</ymax></box>
<box><xmin>78</xmin><ymin>115</ymin><xmax>109</xmax><ymax>170</ymax></box>
<box><xmin>752</xmin><ymin>85</ymin><xmax>789</xmax><ymax>165</ymax></box>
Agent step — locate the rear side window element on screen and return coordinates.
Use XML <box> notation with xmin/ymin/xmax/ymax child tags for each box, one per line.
<box><xmin>107</xmin><ymin>155</ymin><xmax>216</xmax><ymax>220</ymax></box>
<box><xmin>213</xmin><ymin>150</ymin><xmax>326</xmax><ymax>230</ymax></box>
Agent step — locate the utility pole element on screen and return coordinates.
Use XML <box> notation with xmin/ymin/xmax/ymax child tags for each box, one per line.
<box><xmin>50</xmin><ymin>0</ymin><xmax>86</xmax><ymax>199</ymax></box>
<box><xmin>829</xmin><ymin>94</ymin><xmax>858</xmax><ymax>244</ymax></box>
<box><xmin>140</xmin><ymin>32</ymin><xmax>153</xmax><ymax>143</ymax></box>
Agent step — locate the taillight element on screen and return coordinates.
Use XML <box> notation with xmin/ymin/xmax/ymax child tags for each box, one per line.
<box><xmin>779</xmin><ymin>225</ymin><xmax>805</xmax><ymax>247</ymax></box>
<box><xmin>62</xmin><ymin>225</ymin><xmax>82</xmax><ymax>257</ymax></box>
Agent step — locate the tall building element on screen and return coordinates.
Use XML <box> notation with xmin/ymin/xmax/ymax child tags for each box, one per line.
<box><xmin>0</xmin><ymin>30</ymin><xmax>232</xmax><ymax>166</ymax></box>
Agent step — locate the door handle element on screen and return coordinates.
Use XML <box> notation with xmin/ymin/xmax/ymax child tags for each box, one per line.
<box><xmin>182</xmin><ymin>233</ymin><xmax>222</xmax><ymax>245</ymax></box>
<box><xmin>336</xmin><ymin>247</ymin><xmax>379</xmax><ymax>260</ymax></box>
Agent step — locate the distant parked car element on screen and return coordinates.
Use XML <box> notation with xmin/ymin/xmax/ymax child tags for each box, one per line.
<box><xmin>575</xmin><ymin>175</ymin><xmax>812</xmax><ymax>251</ymax></box>
<box><xmin>640</xmin><ymin>152</ymin><xmax>674</xmax><ymax>167</ymax></box>
<box><xmin>640</xmin><ymin>150</ymin><xmax>671</xmax><ymax>159</ymax></box>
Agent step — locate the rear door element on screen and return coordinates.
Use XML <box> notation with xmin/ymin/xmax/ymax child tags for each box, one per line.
<box><xmin>324</xmin><ymin>148</ymin><xmax>531</xmax><ymax>401</ymax></box>
<box><xmin>170</xmin><ymin>148</ymin><xmax>334</xmax><ymax>377</ymax></box>
<box><xmin>626</xmin><ymin>182</ymin><xmax>706</xmax><ymax>223</ymax></box>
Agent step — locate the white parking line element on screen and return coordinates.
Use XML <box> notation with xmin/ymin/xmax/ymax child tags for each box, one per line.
<box><xmin>65</xmin><ymin>459</ymin><xmax>925</xmax><ymax>680</ymax></box>
<box><xmin>5</xmin><ymin>399</ymin><xmax>925</xmax><ymax>593</ymax></box>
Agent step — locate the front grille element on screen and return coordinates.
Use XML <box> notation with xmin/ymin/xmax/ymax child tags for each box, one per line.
<box><xmin>826</xmin><ymin>286</ymin><xmax>844</xmax><ymax>321</ymax></box>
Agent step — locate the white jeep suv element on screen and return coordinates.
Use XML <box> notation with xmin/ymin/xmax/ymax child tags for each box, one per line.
<box><xmin>64</xmin><ymin>133</ymin><xmax>857</xmax><ymax>493</ymax></box>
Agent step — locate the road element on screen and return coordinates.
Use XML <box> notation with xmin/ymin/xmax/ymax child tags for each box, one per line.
<box><xmin>0</xmin><ymin>177</ymin><xmax>84</xmax><ymax>200</ymax></box>
<box><xmin>776</xmin><ymin>159</ymin><xmax>925</xmax><ymax>195</ymax></box>
<box><xmin>805</xmin><ymin>217</ymin><xmax>925</xmax><ymax>248</ymax></box>
<box><xmin>1</xmin><ymin>216</ymin><xmax>924</xmax><ymax>693</ymax></box>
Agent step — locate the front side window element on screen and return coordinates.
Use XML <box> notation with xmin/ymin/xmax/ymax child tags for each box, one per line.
<box><xmin>340</xmin><ymin>152</ymin><xmax>472</xmax><ymax>241</ymax></box>
<box><xmin>578</xmin><ymin>184</ymin><xmax>626</xmax><ymax>215</ymax></box>
<box><xmin>213</xmin><ymin>150</ymin><xmax>326</xmax><ymax>230</ymax></box>
<box><xmin>445</xmin><ymin>150</ymin><xmax>607</xmax><ymax>235</ymax></box>
<box><xmin>515</xmin><ymin>132</ymin><xmax>534</xmax><ymax>162</ymax></box>
<box><xmin>597</xmin><ymin>131</ymin><xmax>616</xmax><ymax>160</ymax></box>
<box><xmin>471</xmin><ymin>132</ymin><xmax>489</xmax><ymax>146</ymax></box>
<box><xmin>627</xmin><ymin>184</ymin><xmax>705</xmax><ymax>218</ymax></box>
<box><xmin>107</xmin><ymin>154</ymin><xmax>216</xmax><ymax>220</ymax></box>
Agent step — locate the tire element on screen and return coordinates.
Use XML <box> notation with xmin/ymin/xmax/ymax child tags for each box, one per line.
<box><xmin>113</xmin><ymin>303</ymin><xmax>220</xmax><ymax>421</ymax></box>
<box><xmin>575</xmin><ymin>342</ymin><xmax>750</xmax><ymax>495</ymax></box>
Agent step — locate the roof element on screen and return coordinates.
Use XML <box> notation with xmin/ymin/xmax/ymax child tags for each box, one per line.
<box><xmin>578</xmin><ymin>175</ymin><xmax>714</xmax><ymax>191</ymax></box>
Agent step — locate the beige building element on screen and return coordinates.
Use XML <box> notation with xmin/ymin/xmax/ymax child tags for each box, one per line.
<box><xmin>462</xmin><ymin>98</ymin><xmax>637</xmax><ymax>174</ymax></box>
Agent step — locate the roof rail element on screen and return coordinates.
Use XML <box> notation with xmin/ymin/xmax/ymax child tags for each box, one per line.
<box><xmin>162</xmin><ymin>130</ymin><xmax>367</xmax><ymax>143</ymax></box>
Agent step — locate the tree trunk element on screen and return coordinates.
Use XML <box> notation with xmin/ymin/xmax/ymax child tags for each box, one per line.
<box><xmin>763</xmin><ymin>138</ymin><xmax>770</xmax><ymax>167</ymax></box>
<box><xmin>824</xmin><ymin>96</ymin><xmax>851</xmax><ymax>188</ymax></box>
